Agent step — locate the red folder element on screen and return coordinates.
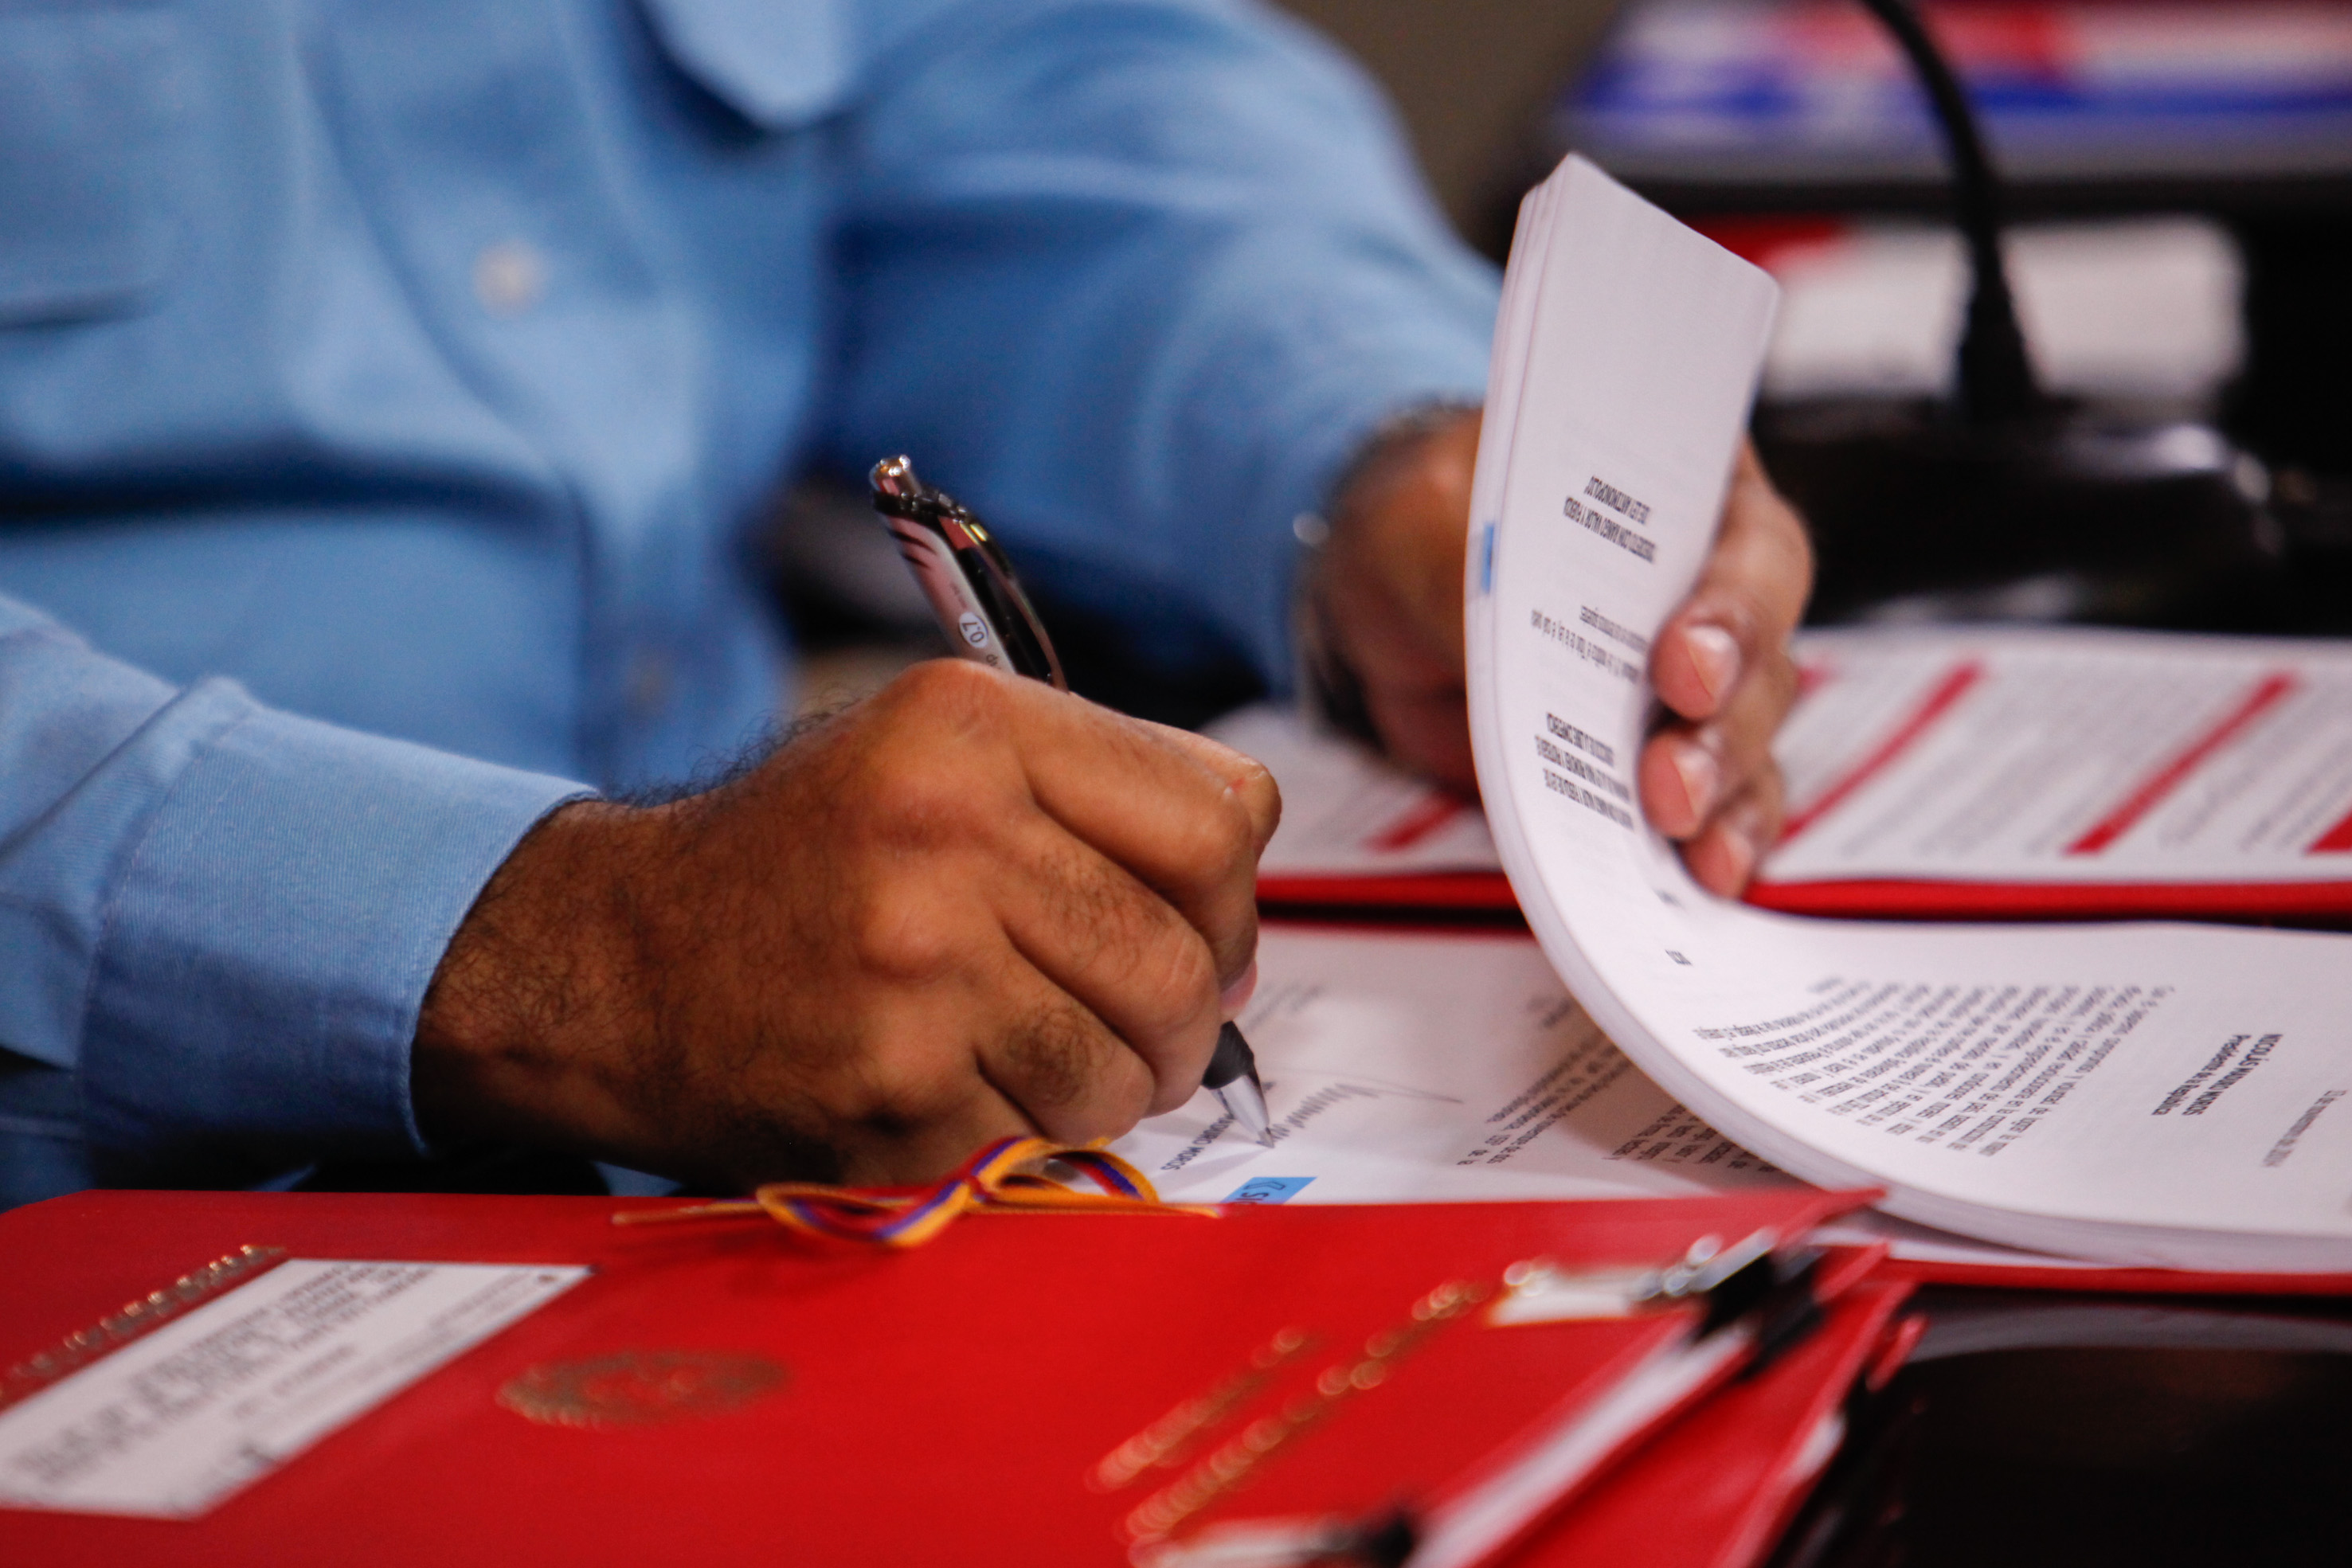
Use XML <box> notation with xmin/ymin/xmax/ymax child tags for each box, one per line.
<box><xmin>0</xmin><ymin>1187</ymin><xmax>1864</xmax><ymax>1567</ymax></box>
<box><xmin>1743</xmin><ymin>875</ymin><xmax>2352</xmax><ymax>926</ymax></box>
<box><xmin>1261</xmin><ymin>866</ymin><xmax>2352</xmax><ymax>928</ymax></box>
<box><xmin>1258</xmin><ymin>870</ymin><xmax>1520</xmax><ymax>916</ymax></box>
<box><xmin>1499</xmin><ymin>1281</ymin><xmax>1916</xmax><ymax>1568</ymax></box>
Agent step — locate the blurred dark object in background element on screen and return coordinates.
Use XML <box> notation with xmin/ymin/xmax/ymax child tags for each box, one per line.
<box><xmin>1550</xmin><ymin>0</ymin><xmax>2352</xmax><ymax>220</ymax></box>
<box><xmin>1532</xmin><ymin>0</ymin><xmax>2352</xmax><ymax>634</ymax></box>
<box><xmin>1755</xmin><ymin>401</ymin><xmax>2283</xmax><ymax>628</ymax></box>
<box><xmin>2229</xmin><ymin>210</ymin><xmax>2352</xmax><ymax>479</ymax></box>
<box><xmin>1771</xmin><ymin>1292</ymin><xmax>2352</xmax><ymax>1568</ymax></box>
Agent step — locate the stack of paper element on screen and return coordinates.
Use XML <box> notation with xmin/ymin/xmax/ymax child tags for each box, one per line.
<box><xmin>1463</xmin><ymin>157</ymin><xmax>2352</xmax><ymax>1273</ymax></box>
<box><xmin>1153</xmin><ymin>155</ymin><xmax>2352</xmax><ymax>1278</ymax></box>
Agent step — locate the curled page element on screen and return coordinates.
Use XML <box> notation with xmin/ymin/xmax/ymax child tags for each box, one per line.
<box><xmin>1468</xmin><ymin>157</ymin><xmax>2352</xmax><ymax>1272</ymax></box>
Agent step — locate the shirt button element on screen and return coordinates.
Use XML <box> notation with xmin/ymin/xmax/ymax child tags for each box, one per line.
<box><xmin>472</xmin><ymin>240</ymin><xmax>546</xmax><ymax>316</ymax></box>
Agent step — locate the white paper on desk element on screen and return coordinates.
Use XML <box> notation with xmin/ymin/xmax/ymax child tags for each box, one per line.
<box><xmin>0</xmin><ymin>1260</ymin><xmax>585</xmax><ymax>1519</ymax></box>
<box><xmin>1113</xmin><ymin>928</ymin><xmax>2226</xmax><ymax>1279</ymax></box>
<box><xmin>1115</xmin><ymin>925</ymin><xmax>1790</xmax><ymax>1205</ymax></box>
<box><xmin>1204</xmin><ymin>705</ymin><xmax>1499</xmax><ymax>879</ymax></box>
<box><xmin>1763</xmin><ymin>625</ymin><xmax>2352</xmax><ymax>889</ymax></box>
<box><xmin>1466</xmin><ymin>156</ymin><xmax>2352</xmax><ymax>1272</ymax></box>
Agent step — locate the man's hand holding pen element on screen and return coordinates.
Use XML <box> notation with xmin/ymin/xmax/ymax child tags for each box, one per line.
<box><xmin>411</xmin><ymin>660</ymin><xmax>1279</xmax><ymax>1190</ymax></box>
<box><xmin>411</xmin><ymin>413</ymin><xmax>1810</xmax><ymax>1192</ymax></box>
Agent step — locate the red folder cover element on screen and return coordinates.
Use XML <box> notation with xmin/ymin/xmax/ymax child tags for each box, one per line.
<box><xmin>1258</xmin><ymin>870</ymin><xmax>1520</xmax><ymax>916</ymax></box>
<box><xmin>0</xmin><ymin>1187</ymin><xmax>1861</xmax><ymax>1567</ymax></box>
<box><xmin>1258</xmin><ymin>864</ymin><xmax>2352</xmax><ymax>925</ymax></box>
<box><xmin>1259</xmin><ymin>865</ymin><xmax>2352</xmax><ymax>927</ymax></box>
<box><xmin>1500</xmin><ymin>1281</ymin><xmax>1916</xmax><ymax>1568</ymax></box>
<box><xmin>1743</xmin><ymin>876</ymin><xmax>2352</xmax><ymax>926</ymax></box>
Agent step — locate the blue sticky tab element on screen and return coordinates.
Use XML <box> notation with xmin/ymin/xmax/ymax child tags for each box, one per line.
<box><xmin>1222</xmin><ymin>1175</ymin><xmax>1314</xmax><ymax>1205</ymax></box>
<box><xmin>1478</xmin><ymin>522</ymin><xmax>1496</xmax><ymax>594</ymax></box>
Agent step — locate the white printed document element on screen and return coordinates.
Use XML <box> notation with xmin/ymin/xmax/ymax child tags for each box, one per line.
<box><xmin>1116</xmin><ymin>925</ymin><xmax>1788</xmax><ymax>1206</ymax></box>
<box><xmin>1753</xmin><ymin>625</ymin><xmax>2352</xmax><ymax>918</ymax></box>
<box><xmin>1114</xmin><ymin>925</ymin><xmax>2252</xmax><ymax>1278</ymax></box>
<box><xmin>1461</xmin><ymin>156</ymin><xmax>2352</xmax><ymax>1271</ymax></box>
<box><xmin>0</xmin><ymin>1259</ymin><xmax>585</xmax><ymax>1519</ymax></box>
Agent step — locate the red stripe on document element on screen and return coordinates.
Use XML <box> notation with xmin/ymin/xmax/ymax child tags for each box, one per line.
<box><xmin>1365</xmin><ymin>790</ymin><xmax>1471</xmax><ymax>852</ymax></box>
<box><xmin>2065</xmin><ymin>672</ymin><xmax>2299</xmax><ymax>856</ymax></box>
<box><xmin>2307</xmin><ymin>803</ymin><xmax>2352</xmax><ymax>854</ymax></box>
<box><xmin>1778</xmin><ymin>662</ymin><xmax>1985</xmax><ymax>844</ymax></box>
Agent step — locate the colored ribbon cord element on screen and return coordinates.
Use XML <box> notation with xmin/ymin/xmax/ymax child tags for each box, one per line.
<box><xmin>613</xmin><ymin>1136</ymin><xmax>1211</xmax><ymax>1247</ymax></box>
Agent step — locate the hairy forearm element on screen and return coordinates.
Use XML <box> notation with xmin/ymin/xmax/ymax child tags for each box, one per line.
<box><xmin>412</xmin><ymin>800</ymin><xmax>659</xmax><ymax>1159</ymax></box>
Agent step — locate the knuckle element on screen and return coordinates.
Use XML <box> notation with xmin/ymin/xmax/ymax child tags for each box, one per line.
<box><xmin>1714</xmin><ymin>590</ymin><xmax>1768</xmax><ymax>649</ymax></box>
<box><xmin>1038</xmin><ymin>841</ymin><xmax>1137</xmax><ymax>957</ymax></box>
<box><xmin>1184</xmin><ymin>784</ymin><xmax>1262</xmax><ymax>878</ymax></box>
<box><xmin>1133</xmin><ymin>930</ymin><xmax>1220</xmax><ymax>1037</ymax></box>
<box><xmin>1005</xmin><ymin>1003</ymin><xmax>1113</xmax><ymax>1118</ymax></box>
<box><xmin>815</xmin><ymin>1011</ymin><xmax>962</xmax><ymax>1136</ymax></box>
<box><xmin>851</xmin><ymin>1054</ymin><xmax>961</xmax><ymax>1137</ymax></box>
<box><xmin>1151</xmin><ymin>813</ymin><xmax>1223</xmax><ymax>890</ymax></box>
<box><xmin>885</xmin><ymin>659</ymin><xmax>1018</xmax><ymax>756</ymax></box>
<box><xmin>896</xmin><ymin>654</ymin><xmax>1005</xmax><ymax>717</ymax></box>
<box><xmin>846</xmin><ymin>883</ymin><xmax>959</xmax><ymax>982</ymax></box>
<box><xmin>853</xmin><ymin>745</ymin><xmax>1008</xmax><ymax>850</ymax></box>
<box><xmin>1233</xmin><ymin>757</ymin><xmax>1282</xmax><ymax>843</ymax></box>
<box><xmin>862</xmin><ymin>761</ymin><xmax>957</xmax><ymax>837</ymax></box>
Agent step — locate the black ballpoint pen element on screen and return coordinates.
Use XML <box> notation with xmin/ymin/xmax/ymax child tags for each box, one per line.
<box><xmin>870</xmin><ymin>456</ymin><xmax>1277</xmax><ymax>1149</ymax></box>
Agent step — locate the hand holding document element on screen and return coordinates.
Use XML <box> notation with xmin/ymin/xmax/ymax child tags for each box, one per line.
<box><xmin>1160</xmin><ymin>157</ymin><xmax>2352</xmax><ymax>1275</ymax></box>
<box><xmin>1463</xmin><ymin>156</ymin><xmax>2352</xmax><ymax>1272</ymax></box>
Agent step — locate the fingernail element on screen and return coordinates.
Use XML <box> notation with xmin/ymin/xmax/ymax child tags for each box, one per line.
<box><xmin>1671</xmin><ymin>744</ymin><xmax>1720</xmax><ymax>825</ymax></box>
<box><xmin>1219</xmin><ymin>960</ymin><xmax>1258</xmax><ymax>1019</ymax></box>
<box><xmin>1685</xmin><ymin>625</ymin><xmax>1740</xmax><ymax>706</ymax></box>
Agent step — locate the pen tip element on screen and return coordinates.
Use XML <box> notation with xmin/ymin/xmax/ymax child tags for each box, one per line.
<box><xmin>1213</xmin><ymin>1073</ymin><xmax>1276</xmax><ymax>1151</ymax></box>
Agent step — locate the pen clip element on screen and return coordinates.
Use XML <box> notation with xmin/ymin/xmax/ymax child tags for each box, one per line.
<box><xmin>871</xmin><ymin>455</ymin><xmax>1067</xmax><ymax>690</ymax></box>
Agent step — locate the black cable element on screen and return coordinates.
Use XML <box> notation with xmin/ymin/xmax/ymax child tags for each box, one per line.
<box><xmin>1857</xmin><ymin>0</ymin><xmax>2043</xmax><ymax>424</ymax></box>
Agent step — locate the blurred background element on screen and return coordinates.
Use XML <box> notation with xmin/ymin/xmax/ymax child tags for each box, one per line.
<box><xmin>784</xmin><ymin>0</ymin><xmax>2352</xmax><ymax>719</ymax></box>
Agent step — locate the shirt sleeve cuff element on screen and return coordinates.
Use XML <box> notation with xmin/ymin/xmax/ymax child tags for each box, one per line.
<box><xmin>79</xmin><ymin>682</ymin><xmax>593</xmax><ymax>1176</ymax></box>
<box><xmin>1206</xmin><ymin>342</ymin><xmax>1493</xmax><ymax>692</ymax></box>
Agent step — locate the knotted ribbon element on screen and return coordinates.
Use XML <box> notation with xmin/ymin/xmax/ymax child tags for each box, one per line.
<box><xmin>613</xmin><ymin>1136</ymin><xmax>1212</xmax><ymax>1248</ymax></box>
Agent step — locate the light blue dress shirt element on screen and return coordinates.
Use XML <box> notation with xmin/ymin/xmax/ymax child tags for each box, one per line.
<box><xmin>0</xmin><ymin>0</ymin><xmax>1497</xmax><ymax>1206</ymax></box>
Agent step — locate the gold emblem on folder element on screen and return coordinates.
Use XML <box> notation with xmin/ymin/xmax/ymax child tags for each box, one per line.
<box><xmin>499</xmin><ymin>1350</ymin><xmax>785</xmax><ymax>1429</ymax></box>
